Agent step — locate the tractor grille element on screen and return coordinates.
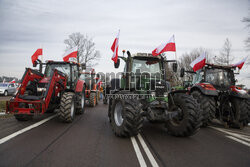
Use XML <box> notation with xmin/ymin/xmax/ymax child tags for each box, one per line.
<box><xmin>151</xmin><ymin>80</ymin><xmax>167</xmax><ymax>97</ymax></box>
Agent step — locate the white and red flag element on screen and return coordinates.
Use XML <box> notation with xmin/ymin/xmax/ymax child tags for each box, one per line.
<box><xmin>152</xmin><ymin>35</ymin><xmax>176</xmax><ymax>56</ymax></box>
<box><xmin>232</xmin><ymin>56</ymin><xmax>248</xmax><ymax>70</ymax></box>
<box><xmin>9</xmin><ymin>79</ymin><xmax>15</xmax><ymax>83</ymax></box>
<box><xmin>63</xmin><ymin>47</ymin><xmax>78</xmax><ymax>62</ymax></box>
<box><xmin>31</xmin><ymin>48</ymin><xmax>43</xmax><ymax>64</ymax></box>
<box><xmin>190</xmin><ymin>52</ymin><xmax>206</xmax><ymax>72</ymax></box>
<box><xmin>111</xmin><ymin>30</ymin><xmax>120</xmax><ymax>63</ymax></box>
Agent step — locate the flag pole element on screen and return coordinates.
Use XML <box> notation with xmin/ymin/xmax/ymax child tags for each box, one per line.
<box><xmin>174</xmin><ymin>35</ymin><xmax>177</xmax><ymax>61</ymax></box>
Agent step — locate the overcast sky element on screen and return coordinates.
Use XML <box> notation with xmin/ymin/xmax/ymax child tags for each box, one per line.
<box><xmin>0</xmin><ymin>0</ymin><xmax>250</xmax><ymax>87</ymax></box>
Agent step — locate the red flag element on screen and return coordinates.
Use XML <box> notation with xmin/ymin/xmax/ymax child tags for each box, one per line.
<box><xmin>232</xmin><ymin>56</ymin><xmax>248</xmax><ymax>70</ymax></box>
<box><xmin>31</xmin><ymin>48</ymin><xmax>43</xmax><ymax>64</ymax></box>
<box><xmin>9</xmin><ymin>79</ymin><xmax>15</xmax><ymax>83</ymax></box>
<box><xmin>63</xmin><ymin>47</ymin><xmax>78</xmax><ymax>62</ymax></box>
<box><xmin>111</xmin><ymin>30</ymin><xmax>120</xmax><ymax>63</ymax></box>
<box><xmin>152</xmin><ymin>35</ymin><xmax>176</xmax><ymax>56</ymax></box>
<box><xmin>190</xmin><ymin>52</ymin><xmax>206</xmax><ymax>72</ymax></box>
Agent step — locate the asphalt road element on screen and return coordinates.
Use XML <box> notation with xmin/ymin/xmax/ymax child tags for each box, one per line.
<box><xmin>0</xmin><ymin>96</ymin><xmax>12</xmax><ymax>102</ymax></box>
<box><xmin>0</xmin><ymin>102</ymin><xmax>249</xmax><ymax>167</ymax></box>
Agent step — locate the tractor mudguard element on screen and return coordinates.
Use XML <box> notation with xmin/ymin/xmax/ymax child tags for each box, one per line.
<box><xmin>75</xmin><ymin>80</ymin><xmax>85</xmax><ymax>93</ymax></box>
<box><xmin>190</xmin><ymin>85</ymin><xmax>218</xmax><ymax>96</ymax></box>
<box><xmin>230</xmin><ymin>88</ymin><xmax>249</xmax><ymax>99</ymax></box>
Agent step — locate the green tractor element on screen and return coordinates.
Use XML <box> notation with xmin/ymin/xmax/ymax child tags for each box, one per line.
<box><xmin>107</xmin><ymin>51</ymin><xmax>202</xmax><ymax>137</ymax></box>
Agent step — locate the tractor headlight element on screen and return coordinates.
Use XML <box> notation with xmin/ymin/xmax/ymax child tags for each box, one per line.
<box><xmin>37</xmin><ymin>88</ymin><xmax>46</xmax><ymax>92</ymax></box>
<box><xmin>164</xmin><ymin>92</ymin><xmax>168</xmax><ymax>97</ymax></box>
<box><xmin>151</xmin><ymin>92</ymin><xmax>156</xmax><ymax>97</ymax></box>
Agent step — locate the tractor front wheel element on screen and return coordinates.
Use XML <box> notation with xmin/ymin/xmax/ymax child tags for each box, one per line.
<box><xmin>89</xmin><ymin>92</ymin><xmax>97</xmax><ymax>107</ymax></box>
<box><xmin>75</xmin><ymin>89</ymin><xmax>86</xmax><ymax>115</ymax></box>
<box><xmin>191</xmin><ymin>90</ymin><xmax>216</xmax><ymax>127</ymax></box>
<box><xmin>230</xmin><ymin>98</ymin><xmax>248</xmax><ymax>129</ymax></box>
<box><xmin>109</xmin><ymin>98</ymin><xmax>143</xmax><ymax>137</ymax></box>
<box><xmin>58</xmin><ymin>92</ymin><xmax>75</xmax><ymax>123</ymax></box>
<box><xmin>165</xmin><ymin>93</ymin><xmax>202</xmax><ymax>137</ymax></box>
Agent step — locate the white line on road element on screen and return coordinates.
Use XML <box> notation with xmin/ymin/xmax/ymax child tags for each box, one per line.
<box><xmin>226</xmin><ymin>136</ymin><xmax>250</xmax><ymax>147</ymax></box>
<box><xmin>210</xmin><ymin>126</ymin><xmax>250</xmax><ymax>142</ymax></box>
<box><xmin>130</xmin><ymin>136</ymin><xmax>147</xmax><ymax>167</ymax></box>
<box><xmin>138</xmin><ymin>134</ymin><xmax>159</xmax><ymax>167</ymax></box>
<box><xmin>0</xmin><ymin>115</ymin><xmax>57</xmax><ymax>145</ymax></box>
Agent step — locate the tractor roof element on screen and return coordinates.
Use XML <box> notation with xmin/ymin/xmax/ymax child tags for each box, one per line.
<box><xmin>132</xmin><ymin>53</ymin><xmax>161</xmax><ymax>60</ymax></box>
<box><xmin>45</xmin><ymin>60</ymin><xmax>79</xmax><ymax>66</ymax></box>
<box><xmin>205</xmin><ymin>63</ymin><xmax>236</xmax><ymax>70</ymax></box>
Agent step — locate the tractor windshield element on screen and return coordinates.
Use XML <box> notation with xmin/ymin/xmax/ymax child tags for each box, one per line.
<box><xmin>45</xmin><ymin>64</ymin><xmax>71</xmax><ymax>78</ymax></box>
<box><xmin>205</xmin><ymin>68</ymin><xmax>234</xmax><ymax>87</ymax></box>
<box><xmin>192</xmin><ymin>70</ymin><xmax>204</xmax><ymax>84</ymax></box>
<box><xmin>132</xmin><ymin>59</ymin><xmax>161</xmax><ymax>78</ymax></box>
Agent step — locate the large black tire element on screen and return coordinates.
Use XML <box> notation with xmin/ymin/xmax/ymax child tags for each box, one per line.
<box><xmin>230</xmin><ymin>98</ymin><xmax>248</xmax><ymax>128</ymax></box>
<box><xmin>246</xmin><ymin>98</ymin><xmax>250</xmax><ymax>123</ymax></box>
<box><xmin>14</xmin><ymin>114</ymin><xmax>33</xmax><ymax>121</ymax></box>
<box><xmin>58</xmin><ymin>92</ymin><xmax>75</xmax><ymax>123</ymax></box>
<box><xmin>109</xmin><ymin>98</ymin><xmax>144</xmax><ymax>137</ymax></box>
<box><xmin>75</xmin><ymin>89</ymin><xmax>86</xmax><ymax>115</ymax></box>
<box><xmin>191</xmin><ymin>90</ymin><xmax>216</xmax><ymax>127</ymax></box>
<box><xmin>89</xmin><ymin>92</ymin><xmax>96</xmax><ymax>107</ymax></box>
<box><xmin>165</xmin><ymin>93</ymin><xmax>202</xmax><ymax>137</ymax></box>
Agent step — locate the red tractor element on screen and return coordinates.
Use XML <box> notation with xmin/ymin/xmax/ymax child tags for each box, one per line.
<box><xmin>80</xmin><ymin>68</ymin><xmax>100</xmax><ymax>107</ymax></box>
<box><xmin>181</xmin><ymin>63</ymin><xmax>249</xmax><ymax>128</ymax></box>
<box><xmin>6</xmin><ymin>60</ymin><xmax>86</xmax><ymax>123</ymax></box>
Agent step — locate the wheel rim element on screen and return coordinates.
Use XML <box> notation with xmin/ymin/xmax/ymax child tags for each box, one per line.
<box><xmin>70</xmin><ymin>101</ymin><xmax>75</xmax><ymax>117</ymax></box>
<box><xmin>114</xmin><ymin>101</ymin><xmax>123</xmax><ymax>126</ymax></box>
<box><xmin>4</xmin><ymin>91</ymin><xmax>7</xmax><ymax>96</ymax></box>
<box><xmin>81</xmin><ymin>94</ymin><xmax>85</xmax><ymax>109</ymax></box>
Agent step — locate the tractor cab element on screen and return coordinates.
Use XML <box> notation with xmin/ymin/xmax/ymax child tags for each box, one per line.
<box><xmin>192</xmin><ymin>64</ymin><xmax>236</xmax><ymax>90</ymax></box>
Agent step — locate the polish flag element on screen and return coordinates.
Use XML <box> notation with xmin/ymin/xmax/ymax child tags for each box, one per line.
<box><xmin>63</xmin><ymin>47</ymin><xmax>78</xmax><ymax>62</ymax></box>
<box><xmin>190</xmin><ymin>52</ymin><xmax>206</xmax><ymax>72</ymax></box>
<box><xmin>152</xmin><ymin>35</ymin><xmax>176</xmax><ymax>56</ymax></box>
<box><xmin>232</xmin><ymin>56</ymin><xmax>248</xmax><ymax>70</ymax></box>
<box><xmin>31</xmin><ymin>48</ymin><xmax>43</xmax><ymax>64</ymax></box>
<box><xmin>111</xmin><ymin>30</ymin><xmax>120</xmax><ymax>63</ymax></box>
<box><xmin>9</xmin><ymin>79</ymin><xmax>15</xmax><ymax>83</ymax></box>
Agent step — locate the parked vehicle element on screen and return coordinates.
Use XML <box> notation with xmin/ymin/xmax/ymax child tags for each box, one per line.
<box><xmin>0</xmin><ymin>83</ymin><xmax>16</xmax><ymax>96</ymax></box>
<box><xmin>6</xmin><ymin>60</ymin><xmax>86</xmax><ymax>122</ymax></box>
<box><xmin>80</xmin><ymin>68</ymin><xmax>100</xmax><ymax>107</ymax></box>
<box><xmin>182</xmin><ymin>63</ymin><xmax>249</xmax><ymax>129</ymax></box>
<box><xmin>107</xmin><ymin>51</ymin><xmax>202</xmax><ymax>137</ymax></box>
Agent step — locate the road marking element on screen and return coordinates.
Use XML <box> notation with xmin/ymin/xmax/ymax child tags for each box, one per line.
<box><xmin>138</xmin><ymin>134</ymin><xmax>159</xmax><ymax>167</ymax></box>
<box><xmin>0</xmin><ymin>115</ymin><xmax>57</xmax><ymax>145</ymax></box>
<box><xmin>210</xmin><ymin>126</ymin><xmax>250</xmax><ymax>146</ymax></box>
<box><xmin>226</xmin><ymin>136</ymin><xmax>250</xmax><ymax>147</ymax></box>
<box><xmin>130</xmin><ymin>136</ymin><xmax>147</xmax><ymax>167</ymax></box>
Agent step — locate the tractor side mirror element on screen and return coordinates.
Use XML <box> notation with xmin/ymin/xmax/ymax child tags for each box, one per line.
<box><xmin>33</xmin><ymin>61</ymin><xmax>38</xmax><ymax>67</ymax></box>
<box><xmin>172</xmin><ymin>63</ymin><xmax>178</xmax><ymax>72</ymax></box>
<box><xmin>114</xmin><ymin>59</ymin><xmax>120</xmax><ymax>68</ymax></box>
<box><xmin>180</xmin><ymin>68</ymin><xmax>185</xmax><ymax>77</ymax></box>
<box><xmin>81</xmin><ymin>63</ymin><xmax>86</xmax><ymax>70</ymax></box>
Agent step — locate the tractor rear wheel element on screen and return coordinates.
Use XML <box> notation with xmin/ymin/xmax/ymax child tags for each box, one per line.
<box><xmin>14</xmin><ymin>114</ymin><xmax>33</xmax><ymax>121</ymax></box>
<box><xmin>109</xmin><ymin>98</ymin><xmax>143</xmax><ymax>137</ymax></box>
<box><xmin>191</xmin><ymin>90</ymin><xmax>216</xmax><ymax>127</ymax></box>
<box><xmin>75</xmin><ymin>89</ymin><xmax>86</xmax><ymax>115</ymax></box>
<box><xmin>165</xmin><ymin>93</ymin><xmax>202</xmax><ymax>137</ymax></box>
<box><xmin>246</xmin><ymin>98</ymin><xmax>250</xmax><ymax>123</ymax></box>
<box><xmin>58</xmin><ymin>92</ymin><xmax>75</xmax><ymax>123</ymax></box>
<box><xmin>230</xmin><ymin>98</ymin><xmax>248</xmax><ymax>129</ymax></box>
<box><xmin>89</xmin><ymin>92</ymin><xmax>96</xmax><ymax>107</ymax></box>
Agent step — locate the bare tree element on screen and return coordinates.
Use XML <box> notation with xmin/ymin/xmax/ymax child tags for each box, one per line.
<box><xmin>64</xmin><ymin>32</ymin><xmax>101</xmax><ymax>66</ymax></box>
<box><xmin>242</xmin><ymin>12</ymin><xmax>250</xmax><ymax>65</ymax></box>
<box><xmin>215</xmin><ymin>38</ymin><xmax>233</xmax><ymax>65</ymax></box>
